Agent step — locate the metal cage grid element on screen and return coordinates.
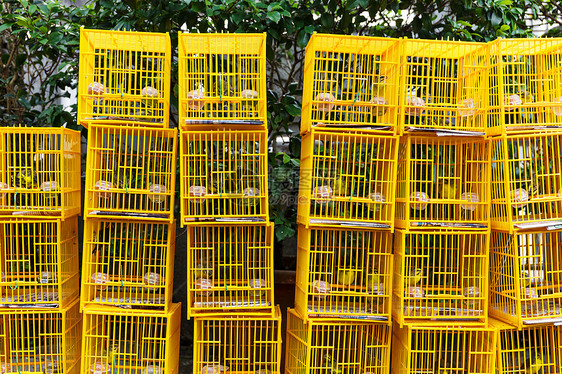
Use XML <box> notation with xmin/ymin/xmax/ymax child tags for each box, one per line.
<box><xmin>295</xmin><ymin>226</ymin><xmax>393</xmax><ymax>322</ymax></box>
<box><xmin>0</xmin><ymin>217</ymin><xmax>79</xmax><ymax>310</ymax></box>
<box><xmin>285</xmin><ymin>308</ymin><xmax>391</xmax><ymax>374</ymax></box>
<box><xmin>78</xmin><ymin>28</ymin><xmax>171</xmax><ymax>128</ymax></box>
<box><xmin>0</xmin><ymin>127</ymin><xmax>81</xmax><ymax>219</ymax></box>
<box><xmin>81</xmin><ymin>304</ymin><xmax>181</xmax><ymax>374</ymax></box>
<box><xmin>81</xmin><ymin>218</ymin><xmax>175</xmax><ymax>311</ymax></box>
<box><xmin>193</xmin><ymin>306</ymin><xmax>282</xmax><ymax>374</ymax></box>
<box><xmin>393</xmin><ymin>229</ymin><xmax>489</xmax><ymax>327</ymax></box>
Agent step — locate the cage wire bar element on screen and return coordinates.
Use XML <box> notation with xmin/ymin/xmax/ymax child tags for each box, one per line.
<box><xmin>295</xmin><ymin>226</ymin><xmax>393</xmax><ymax>322</ymax></box>
<box><xmin>395</xmin><ymin>134</ymin><xmax>491</xmax><ymax>230</ymax></box>
<box><xmin>84</xmin><ymin>125</ymin><xmax>177</xmax><ymax>222</ymax></box>
<box><xmin>0</xmin><ymin>127</ymin><xmax>81</xmax><ymax>219</ymax></box>
<box><xmin>393</xmin><ymin>229</ymin><xmax>489</xmax><ymax>326</ymax></box>
<box><xmin>491</xmin><ymin>132</ymin><xmax>562</xmax><ymax>231</ymax></box>
<box><xmin>81</xmin><ymin>304</ymin><xmax>180</xmax><ymax>374</ymax></box>
<box><xmin>490</xmin><ymin>229</ymin><xmax>562</xmax><ymax>328</ymax></box>
<box><xmin>180</xmin><ymin>129</ymin><xmax>268</xmax><ymax>225</ymax></box>
<box><xmin>285</xmin><ymin>308</ymin><xmax>391</xmax><ymax>374</ymax></box>
<box><xmin>0</xmin><ymin>216</ymin><xmax>79</xmax><ymax>309</ymax></box>
<box><xmin>400</xmin><ymin>39</ymin><xmax>489</xmax><ymax>134</ymax></box>
<box><xmin>178</xmin><ymin>33</ymin><xmax>267</xmax><ymax>128</ymax></box>
<box><xmin>490</xmin><ymin>318</ymin><xmax>562</xmax><ymax>374</ymax></box>
<box><xmin>78</xmin><ymin>28</ymin><xmax>171</xmax><ymax>128</ymax></box>
<box><xmin>391</xmin><ymin>322</ymin><xmax>496</xmax><ymax>374</ymax></box>
<box><xmin>81</xmin><ymin>219</ymin><xmax>175</xmax><ymax>311</ymax></box>
<box><xmin>297</xmin><ymin>129</ymin><xmax>398</xmax><ymax>229</ymax></box>
<box><xmin>488</xmin><ymin>38</ymin><xmax>562</xmax><ymax>136</ymax></box>
<box><xmin>193</xmin><ymin>306</ymin><xmax>282</xmax><ymax>374</ymax></box>
<box><xmin>0</xmin><ymin>299</ymin><xmax>82</xmax><ymax>374</ymax></box>
<box><xmin>300</xmin><ymin>33</ymin><xmax>401</xmax><ymax>135</ymax></box>
<box><xmin>186</xmin><ymin>222</ymin><xmax>274</xmax><ymax>318</ymax></box>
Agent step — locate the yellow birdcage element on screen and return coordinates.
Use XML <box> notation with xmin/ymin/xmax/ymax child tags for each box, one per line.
<box><xmin>491</xmin><ymin>132</ymin><xmax>562</xmax><ymax>231</ymax></box>
<box><xmin>193</xmin><ymin>306</ymin><xmax>282</xmax><ymax>374</ymax></box>
<box><xmin>400</xmin><ymin>39</ymin><xmax>489</xmax><ymax>135</ymax></box>
<box><xmin>81</xmin><ymin>304</ymin><xmax>181</xmax><ymax>374</ymax></box>
<box><xmin>301</xmin><ymin>33</ymin><xmax>401</xmax><ymax>135</ymax></box>
<box><xmin>395</xmin><ymin>134</ymin><xmax>491</xmax><ymax>230</ymax></box>
<box><xmin>391</xmin><ymin>321</ymin><xmax>496</xmax><ymax>374</ymax></box>
<box><xmin>393</xmin><ymin>229</ymin><xmax>489</xmax><ymax>326</ymax></box>
<box><xmin>179</xmin><ymin>128</ymin><xmax>268</xmax><ymax>225</ymax></box>
<box><xmin>186</xmin><ymin>222</ymin><xmax>274</xmax><ymax>318</ymax></box>
<box><xmin>81</xmin><ymin>219</ymin><xmax>175</xmax><ymax>311</ymax></box>
<box><xmin>78</xmin><ymin>28</ymin><xmax>171</xmax><ymax>128</ymax></box>
<box><xmin>285</xmin><ymin>308</ymin><xmax>391</xmax><ymax>374</ymax></box>
<box><xmin>0</xmin><ymin>299</ymin><xmax>81</xmax><ymax>374</ymax></box>
<box><xmin>488</xmin><ymin>38</ymin><xmax>562</xmax><ymax>137</ymax></box>
<box><xmin>0</xmin><ymin>127</ymin><xmax>81</xmax><ymax>218</ymax></box>
<box><xmin>294</xmin><ymin>226</ymin><xmax>393</xmax><ymax>322</ymax></box>
<box><xmin>0</xmin><ymin>216</ymin><xmax>79</xmax><ymax>309</ymax></box>
<box><xmin>297</xmin><ymin>129</ymin><xmax>398</xmax><ymax>229</ymax></box>
<box><xmin>490</xmin><ymin>229</ymin><xmax>562</xmax><ymax>329</ymax></box>
<box><xmin>178</xmin><ymin>33</ymin><xmax>267</xmax><ymax>129</ymax></box>
<box><xmin>84</xmin><ymin>124</ymin><xmax>177</xmax><ymax>222</ymax></box>
<box><xmin>491</xmin><ymin>318</ymin><xmax>561</xmax><ymax>374</ymax></box>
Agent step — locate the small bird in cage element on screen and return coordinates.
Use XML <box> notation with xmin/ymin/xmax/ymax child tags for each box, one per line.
<box><xmin>404</xmin><ymin>268</ymin><xmax>423</xmax><ymax>287</ymax></box>
<box><xmin>520</xmin><ymin>269</ymin><xmax>534</xmax><ymax>288</ymax></box>
<box><xmin>337</xmin><ymin>269</ymin><xmax>356</xmax><ymax>287</ymax></box>
<box><xmin>526</xmin><ymin>173</ymin><xmax>539</xmax><ymax>199</ymax></box>
<box><xmin>333</xmin><ymin>176</ymin><xmax>348</xmax><ymax>196</ymax></box>
<box><xmin>519</xmin><ymin>88</ymin><xmax>535</xmax><ymax>123</ymax></box>
<box><xmin>438</xmin><ymin>179</ymin><xmax>458</xmax><ymax>200</ymax></box>
<box><xmin>371</xmin><ymin>75</ymin><xmax>388</xmax><ymax>95</ymax></box>
<box><xmin>321</xmin><ymin>354</ymin><xmax>342</xmax><ymax>374</ymax></box>
<box><xmin>520</xmin><ymin>353</ymin><xmax>544</xmax><ymax>374</ymax></box>
<box><xmin>102</xmin><ymin>343</ymin><xmax>119</xmax><ymax>365</ymax></box>
<box><xmin>16</xmin><ymin>169</ymin><xmax>37</xmax><ymax>189</ymax></box>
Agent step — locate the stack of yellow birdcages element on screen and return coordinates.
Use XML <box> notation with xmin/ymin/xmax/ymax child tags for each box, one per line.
<box><xmin>487</xmin><ymin>38</ymin><xmax>562</xmax><ymax>373</ymax></box>
<box><xmin>78</xmin><ymin>28</ymin><xmax>181</xmax><ymax>374</ymax></box>
<box><xmin>286</xmin><ymin>33</ymin><xmax>401</xmax><ymax>374</ymax></box>
<box><xmin>391</xmin><ymin>38</ymin><xmax>497</xmax><ymax>374</ymax></box>
<box><xmin>177</xmin><ymin>33</ymin><xmax>282</xmax><ymax>374</ymax></box>
<box><xmin>0</xmin><ymin>126</ymin><xmax>82</xmax><ymax>374</ymax></box>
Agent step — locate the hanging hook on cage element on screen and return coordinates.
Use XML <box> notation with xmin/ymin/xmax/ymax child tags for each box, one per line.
<box><xmin>10</xmin><ymin>280</ymin><xmax>17</xmax><ymax>290</ymax></box>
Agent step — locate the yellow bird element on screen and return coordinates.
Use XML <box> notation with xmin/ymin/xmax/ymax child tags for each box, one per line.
<box><xmin>404</xmin><ymin>268</ymin><xmax>423</xmax><ymax>287</ymax></box>
<box><xmin>194</xmin><ymin>262</ymin><xmax>213</xmax><ymax>279</ymax></box>
<box><xmin>104</xmin><ymin>344</ymin><xmax>119</xmax><ymax>365</ymax></box>
<box><xmin>333</xmin><ymin>177</ymin><xmax>347</xmax><ymax>196</ymax></box>
<box><xmin>438</xmin><ymin>180</ymin><xmax>458</xmax><ymax>200</ymax></box>
<box><xmin>17</xmin><ymin>169</ymin><xmax>36</xmax><ymax>188</ymax></box>
<box><xmin>337</xmin><ymin>269</ymin><xmax>356</xmax><ymax>286</ymax></box>
<box><xmin>520</xmin><ymin>270</ymin><xmax>532</xmax><ymax>288</ymax></box>
<box><xmin>519</xmin><ymin>89</ymin><xmax>535</xmax><ymax>123</ymax></box>
<box><xmin>366</xmin><ymin>272</ymin><xmax>382</xmax><ymax>289</ymax></box>
<box><xmin>371</xmin><ymin>75</ymin><xmax>387</xmax><ymax>95</ymax></box>
<box><xmin>521</xmin><ymin>354</ymin><xmax>543</xmax><ymax>374</ymax></box>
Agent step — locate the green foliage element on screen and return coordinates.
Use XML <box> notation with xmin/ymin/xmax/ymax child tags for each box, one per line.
<box><xmin>0</xmin><ymin>0</ymin><xmax>89</xmax><ymax>128</ymax></box>
<box><xmin>1</xmin><ymin>0</ymin><xmax>560</xmax><ymax>247</ymax></box>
